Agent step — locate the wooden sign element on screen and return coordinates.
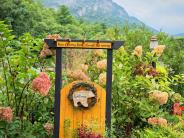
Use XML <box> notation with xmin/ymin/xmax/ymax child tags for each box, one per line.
<box><xmin>59</xmin><ymin>81</ymin><xmax>106</xmax><ymax>137</ymax></box>
<box><xmin>44</xmin><ymin>39</ymin><xmax>123</xmax><ymax>49</ymax></box>
<box><xmin>57</xmin><ymin>41</ymin><xmax>112</xmax><ymax>49</ymax></box>
<box><xmin>44</xmin><ymin>38</ymin><xmax>124</xmax><ymax>138</ymax></box>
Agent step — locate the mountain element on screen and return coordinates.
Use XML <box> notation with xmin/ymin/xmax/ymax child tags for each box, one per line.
<box><xmin>174</xmin><ymin>33</ymin><xmax>184</xmax><ymax>37</ymax></box>
<box><xmin>43</xmin><ymin>0</ymin><xmax>152</xmax><ymax>28</ymax></box>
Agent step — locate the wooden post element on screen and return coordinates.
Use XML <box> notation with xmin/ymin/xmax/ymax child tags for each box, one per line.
<box><xmin>106</xmin><ymin>49</ymin><xmax>113</xmax><ymax>133</ymax></box>
<box><xmin>53</xmin><ymin>48</ymin><xmax>62</xmax><ymax>138</ymax></box>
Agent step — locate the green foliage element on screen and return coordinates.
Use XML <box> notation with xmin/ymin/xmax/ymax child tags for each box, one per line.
<box><xmin>132</xmin><ymin>123</ymin><xmax>184</xmax><ymax>138</ymax></box>
<box><xmin>0</xmin><ymin>21</ymin><xmax>54</xmax><ymax>137</ymax></box>
<box><xmin>0</xmin><ymin>119</ymin><xmax>47</xmax><ymax>138</ymax></box>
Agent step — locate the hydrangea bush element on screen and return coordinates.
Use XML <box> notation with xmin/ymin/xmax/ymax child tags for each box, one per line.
<box><xmin>0</xmin><ymin>21</ymin><xmax>54</xmax><ymax>137</ymax></box>
<box><xmin>64</xmin><ymin>41</ymin><xmax>183</xmax><ymax>137</ymax></box>
<box><xmin>111</xmin><ymin>46</ymin><xmax>184</xmax><ymax>137</ymax></box>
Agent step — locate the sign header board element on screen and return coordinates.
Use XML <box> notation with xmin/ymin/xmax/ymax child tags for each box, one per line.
<box><xmin>44</xmin><ymin>39</ymin><xmax>124</xmax><ymax>49</ymax></box>
<box><xmin>57</xmin><ymin>41</ymin><xmax>112</xmax><ymax>49</ymax></box>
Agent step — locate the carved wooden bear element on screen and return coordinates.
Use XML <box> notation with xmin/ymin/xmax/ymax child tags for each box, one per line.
<box><xmin>72</xmin><ymin>90</ymin><xmax>95</xmax><ymax>107</ymax></box>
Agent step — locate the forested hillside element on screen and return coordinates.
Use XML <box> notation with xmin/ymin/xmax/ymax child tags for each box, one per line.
<box><xmin>0</xmin><ymin>0</ymin><xmax>184</xmax><ymax>137</ymax></box>
<box><xmin>43</xmin><ymin>0</ymin><xmax>145</xmax><ymax>26</ymax></box>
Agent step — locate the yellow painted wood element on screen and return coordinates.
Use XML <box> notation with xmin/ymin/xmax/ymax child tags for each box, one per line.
<box><xmin>57</xmin><ymin>41</ymin><xmax>112</xmax><ymax>49</ymax></box>
<box><xmin>59</xmin><ymin>81</ymin><xmax>106</xmax><ymax>138</ymax></box>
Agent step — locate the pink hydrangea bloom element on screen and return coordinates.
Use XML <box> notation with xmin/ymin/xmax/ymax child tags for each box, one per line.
<box><xmin>0</xmin><ymin>107</ymin><xmax>13</xmax><ymax>122</ymax></box>
<box><xmin>39</xmin><ymin>46</ymin><xmax>53</xmax><ymax>58</ymax></box>
<box><xmin>93</xmin><ymin>49</ymin><xmax>104</xmax><ymax>57</ymax></box>
<box><xmin>80</xmin><ymin>64</ymin><xmax>88</xmax><ymax>72</ymax></box>
<box><xmin>173</xmin><ymin>103</ymin><xmax>182</xmax><ymax>116</ymax></box>
<box><xmin>32</xmin><ymin>72</ymin><xmax>51</xmax><ymax>96</ymax></box>
<box><xmin>149</xmin><ymin>90</ymin><xmax>168</xmax><ymax>105</ymax></box>
<box><xmin>67</xmin><ymin>70</ymin><xmax>90</xmax><ymax>81</ymax></box>
<box><xmin>99</xmin><ymin>73</ymin><xmax>106</xmax><ymax>85</ymax></box>
<box><xmin>157</xmin><ymin>118</ymin><xmax>167</xmax><ymax>126</ymax></box>
<box><xmin>96</xmin><ymin>59</ymin><xmax>107</xmax><ymax>70</ymax></box>
<box><xmin>148</xmin><ymin>117</ymin><xmax>167</xmax><ymax>126</ymax></box>
<box><xmin>148</xmin><ymin>117</ymin><xmax>158</xmax><ymax>125</ymax></box>
<box><xmin>44</xmin><ymin>122</ymin><xmax>53</xmax><ymax>134</ymax></box>
<box><xmin>132</xmin><ymin>45</ymin><xmax>142</xmax><ymax>57</ymax></box>
<box><xmin>40</xmin><ymin>34</ymin><xmax>60</xmax><ymax>58</ymax></box>
<box><xmin>153</xmin><ymin>45</ymin><xmax>166</xmax><ymax>57</ymax></box>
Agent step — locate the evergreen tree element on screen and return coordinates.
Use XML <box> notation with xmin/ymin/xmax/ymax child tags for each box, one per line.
<box><xmin>56</xmin><ymin>5</ymin><xmax>74</xmax><ymax>25</ymax></box>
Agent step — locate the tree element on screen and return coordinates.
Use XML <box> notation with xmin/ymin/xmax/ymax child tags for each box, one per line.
<box><xmin>0</xmin><ymin>0</ymin><xmax>61</xmax><ymax>36</ymax></box>
<box><xmin>56</xmin><ymin>5</ymin><xmax>75</xmax><ymax>25</ymax></box>
<box><xmin>0</xmin><ymin>0</ymin><xmax>35</xmax><ymax>35</ymax></box>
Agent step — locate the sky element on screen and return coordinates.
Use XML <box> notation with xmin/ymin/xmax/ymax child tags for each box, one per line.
<box><xmin>113</xmin><ymin>0</ymin><xmax>184</xmax><ymax>35</ymax></box>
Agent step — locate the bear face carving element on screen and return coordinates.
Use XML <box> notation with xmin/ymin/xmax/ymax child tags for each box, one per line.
<box><xmin>73</xmin><ymin>90</ymin><xmax>95</xmax><ymax>107</ymax></box>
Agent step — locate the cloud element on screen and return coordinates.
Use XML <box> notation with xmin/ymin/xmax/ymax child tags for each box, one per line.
<box><xmin>113</xmin><ymin>0</ymin><xmax>184</xmax><ymax>34</ymax></box>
